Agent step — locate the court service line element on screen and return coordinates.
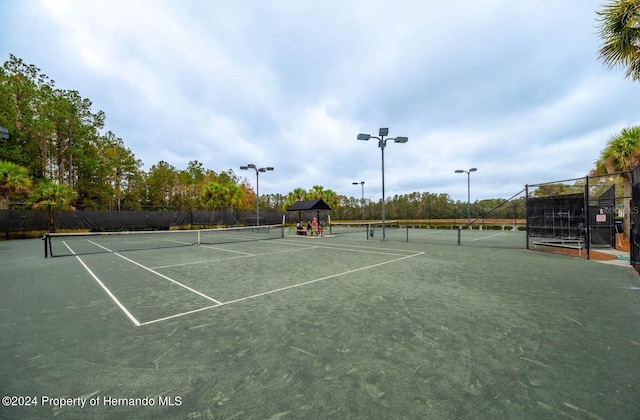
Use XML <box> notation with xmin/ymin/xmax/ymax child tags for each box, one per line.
<box><xmin>469</xmin><ymin>231</ymin><xmax>506</xmax><ymax>242</ymax></box>
<box><xmin>280</xmin><ymin>237</ymin><xmax>420</xmax><ymax>251</ymax></box>
<box><xmin>199</xmin><ymin>245</ymin><xmax>255</xmax><ymax>256</ymax></box>
<box><xmin>279</xmin><ymin>239</ymin><xmax>412</xmax><ymax>257</ymax></box>
<box><xmin>252</xmin><ymin>245</ymin><xmax>320</xmax><ymax>256</ymax></box>
<box><xmin>151</xmin><ymin>245</ymin><xmax>321</xmax><ymax>270</ymax></box>
<box><xmin>138</xmin><ymin>304</ymin><xmax>221</xmax><ymax>326</ymax></box>
<box><xmin>86</xmin><ymin>240</ymin><xmax>223</xmax><ymax>304</ymax></box>
<box><xmin>113</xmin><ymin>252</ymin><xmax>223</xmax><ymax>305</ymax></box>
<box><xmin>72</xmin><ymin>254</ymin><xmax>142</xmax><ymax>327</ymax></box>
<box><xmin>138</xmin><ymin>250</ymin><xmax>425</xmax><ymax>327</ymax></box>
<box><xmin>151</xmin><ymin>254</ymin><xmax>251</xmax><ymax>269</ymax></box>
<box><xmin>200</xmin><ymin>252</ymin><xmax>426</xmax><ymax>312</ymax></box>
<box><xmin>64</xmin><ymin>241</ymin><xmax>141</xmax><ymax>326</ymax></box>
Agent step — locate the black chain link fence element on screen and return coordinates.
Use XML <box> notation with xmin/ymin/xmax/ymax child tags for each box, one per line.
<box><xmin>630</xmin><ymin>164</ymin><xmax>640</xmax><ymax>273</ymax></box>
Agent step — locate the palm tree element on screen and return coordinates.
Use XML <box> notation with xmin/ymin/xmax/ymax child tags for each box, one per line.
<box><xmin>282</xmin><ymin>187</ymin><xmax>308</xmax><ymax>211</ymax></box>
<box><xmin>0</xmin><ymin>160</ymin><xmax>32</xmax><ymax>209</ymax></box>
<box><xmin>593</xmin><ymin>126</ymin><xmax>640</xmax><ymax>236</ymax></box>
<box><xmin>597</xmin><ymin>0</ymin><xmax>640</xmax><ymax>81</ymax></box>
<box><xmin>30</xmin><ymin>180</ymin><xmax>78</xmax><ymax>231</ymax></box>
<box><xmin>200</xmin><ymin>182</ymin><xmax>245</xmax><ymax>224</ymax></box>
<box><xmin>200</xmin><ymin>182</ymin><xmax>226</xmax><ymax>211</ymax></box>
<box><xmin>308</xmin><ymin>185</ymin><xmax>325</xmax><ymax>200</ymax></box>
<box><xmin>224</xmin><ymin>183</ymin><xmax>245</xmax><ymax>211</ymax></box>
<box><xmin>322</xmin><ymin>189</ymin><xmax>339</xmax><ymax>210</ymax></box>
<box><xmin>307</xmin><ymin>185</ymin><xmax>340</xmax><ymax>210</ymax></box>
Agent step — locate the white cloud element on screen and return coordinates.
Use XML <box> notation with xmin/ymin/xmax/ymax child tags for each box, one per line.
<box><xmin>4</xmin><ymin>0</ymin><xmax>640</xmax><ymax>202</ymax></box>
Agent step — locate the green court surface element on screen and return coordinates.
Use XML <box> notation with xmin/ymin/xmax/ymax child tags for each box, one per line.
<box><xmin>1</xmin><ymin>232</ymin><xmax>639</xmax><ymax>419</ymax></box>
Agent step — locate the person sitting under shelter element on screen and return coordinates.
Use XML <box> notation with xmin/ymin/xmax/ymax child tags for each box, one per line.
<box><xmin>296</xmin><ymin>221</ymin><xmax>306</xmax><ymax>235</ymax></box>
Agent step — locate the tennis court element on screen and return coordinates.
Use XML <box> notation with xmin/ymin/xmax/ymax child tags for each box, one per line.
<box><xmin>377</xmin><ymin>225</ymin><xmax>527</xmax><ymax>249</ymax></box>
<box><xmin>1</xmin><ymin>229</ymin><xmax>639</xmax><ymax>419</ymax></box>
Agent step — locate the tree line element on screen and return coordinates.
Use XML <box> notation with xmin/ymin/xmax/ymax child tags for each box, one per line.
<box><xmin>0</xmin><ymin>54</ymin><xmax>522</xmax><ymax>221</ymax></box>
<box><xmin>0</xmin><ymin>55</ymin><xmax>259</xmax><ymax>213</ymax></box>
<box><xmin>2</xmin><ymin>0</ymin><xmax>640</xmax><ymax>227</ymax></box>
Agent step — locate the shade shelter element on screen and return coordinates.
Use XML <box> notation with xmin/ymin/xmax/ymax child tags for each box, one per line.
<box><xmin>286</xmin><ymin>199</ymin><xmax>332</xmax><ymax>227</ymax></box>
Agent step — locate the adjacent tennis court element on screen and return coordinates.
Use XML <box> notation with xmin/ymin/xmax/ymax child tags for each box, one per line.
<box><xmin>1</xmin><ymin>230</ymin><xmax>639</xmax><ymax>419</ymax></box>
<box><xmin>330</xmin><ymin>222</ymin><xmax>528</xmax><ymax>249</ymax></box>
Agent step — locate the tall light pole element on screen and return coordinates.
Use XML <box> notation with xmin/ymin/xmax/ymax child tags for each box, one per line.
<box><xmin>357</xmin><ymin>128</ymin><xmax>408</xmax><ymax>240</ymax></box>
<box><xmin>455</xmin><ymin>167</ymin><xmax>477</xmax><ymax>229</ymax></box>
<box><xmin>240</xmin><ymin>164</ymin><xmax>274</xmax><ymax>226</ymax></box>
<box><xmin>352</xmin><ymin>181</ymin><xmax>365</xmax><ymax>221</ymax></box>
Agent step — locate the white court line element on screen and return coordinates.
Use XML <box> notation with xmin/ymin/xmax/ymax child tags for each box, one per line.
<box><xmin>139</xmin><ymin>250</ymin><xmax>425</xmax><ymax>326</ymax></box>
<box><xmin>279</xmin><ymin>238</ymin><xmax>418</xmax><ymax>253</ymax></box>
<box><xmin>279</xmin><ymin>239</ymin><xmax>413</xmax><ymax>257</ymax></box>
<box><xmin>112</xmin><ymin>252</ymin><xmax>223</xmax><ymax>305</ymax></box>
<box><xmin>74</xmin><ymin>256</ymin><xmax>142</xmax><ymax>327</ymax></box>
<box><xmin>199</xmin><ymin>244</ymin><xmax>254</xmax><ymax>256</ymax></box>
<box><xmin>63</xmin><ymin>241</ymin><xmax>141</xmax><ymax>326</ymax></box>
<box><xmin>151</xmin><ymin>254</ymin><xmax>250</xmax><ymax>269</ymax></box>
<box><xmin>469</xmin><ymin>231</ymin><xmax>507</xmax><ymax>242</ymax></box>
<box><xmin>252</xmin><ymin>245</ymin><xmax>319</xmax><ymax>256</ymax></box>
<box><xmin>151</xmin><ymin>239</ymin><xmax>409</xmax><ymax>271</ymax></box>
<box><xmin>405</xmin><ymin>229</ymin><xmax>451</xmax><ymax>238</ymax></box>
<box><xmin>74</xmin><ymin>238</ymin><xmax>423</xmax><ymax>327</ymax></box>
<box><xmin>138</xmin><ymin>304</ymin><xmax>221</xmax><ymax>326</ymax></box>
<box><xmin>83</xmin><ymin>240</ymin><xmax>222</xmax><ymax>311</ymax></box>
<box><xmin>151</xmin><ymin>245</ymin><xmax>320</xmax><ymax>270</ymax></box>
<box><xmin>318</xmin><ymin>247</ymin><xmax>408</xmax><ymax>257</ymax></box>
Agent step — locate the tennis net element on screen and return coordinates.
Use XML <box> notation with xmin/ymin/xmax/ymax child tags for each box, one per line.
<box><xmin>329</xmin><ymin>220</ymin><xmax>399</xmax><ymax>238</ymax></box>
<box><xmin>44</xmin><ymin>224</ymin><xmax>284</xmax><ymax>257</ymax></box>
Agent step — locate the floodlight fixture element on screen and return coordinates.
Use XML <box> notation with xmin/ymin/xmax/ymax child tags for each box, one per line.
<box><xmin>240</xmin><ymin>163</ymin><xmax>274</xmax><ymax>226</ymax></box>
<box><xmin>352</xmin><ymin>181</ymin><xmax>365</xmax><ymax>220</ymax></box>
<box><xmin>455</xmin><ymin>167</ymin><xmax>478</xmax><ymax>229</ymax></box>
<box><xmin>356</xmin><ymin>127</ymin><xmax>408</xmax><ymax>240</ymax></box>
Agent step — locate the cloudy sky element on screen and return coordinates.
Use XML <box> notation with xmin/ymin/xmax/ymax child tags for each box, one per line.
<box><xmin>2</xmin><ymin>0</ymin><xmax>640</xmax><ymax>202</ymax></box>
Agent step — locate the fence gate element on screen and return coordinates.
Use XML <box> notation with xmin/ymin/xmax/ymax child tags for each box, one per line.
<box><xmin>589</xmin><ymin>185</ymin><xmax>616</xmax><ymax>247</ymax></box>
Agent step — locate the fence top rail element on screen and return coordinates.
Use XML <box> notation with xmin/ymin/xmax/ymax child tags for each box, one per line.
<box><xmin>469</xmin><ymin>188</ymin><xmax>525</xmax><ymax>226</ymax></box>
<box><xmin>527</xmin><ymin>177</ymin><xmax>586</xmax><ymax>188</ymax></box>
<box><xmin>526</xmin><ymin>171</ymin><xmax>629</xmax><ymax>189</ymax></box>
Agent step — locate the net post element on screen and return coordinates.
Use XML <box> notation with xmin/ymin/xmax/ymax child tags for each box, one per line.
<box><xmin>457</xmin><ymin>227</ymin><xmax>461</xmax><ymax>246</ymax></box>
<box><xmin>406</xmin><ymin>208</ymin><xmax>409</xmax><ymax>242</ymax></box>
<box><xmin>43</xmin><ymin>233</ymin><xmax>49</xmax><ymax>258</ymax></box>
<box><xmin>525</xmin><ymin>184</ymin><xmax>530</xmax><ymax>250</ymax></box>
<box><xmin>197</xmin><ymin>229</ymin><xmax>201</xmax><ymax>245</ymax></box>
<box><xmin>280</xmin><ymin>224</ymin><xmax>284</xmax><ymax>238</ymax></box>
<box><xmin>584</xmin><ymin>176</ymin><xmax>590</xmax><ymax>260</ymax></box>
